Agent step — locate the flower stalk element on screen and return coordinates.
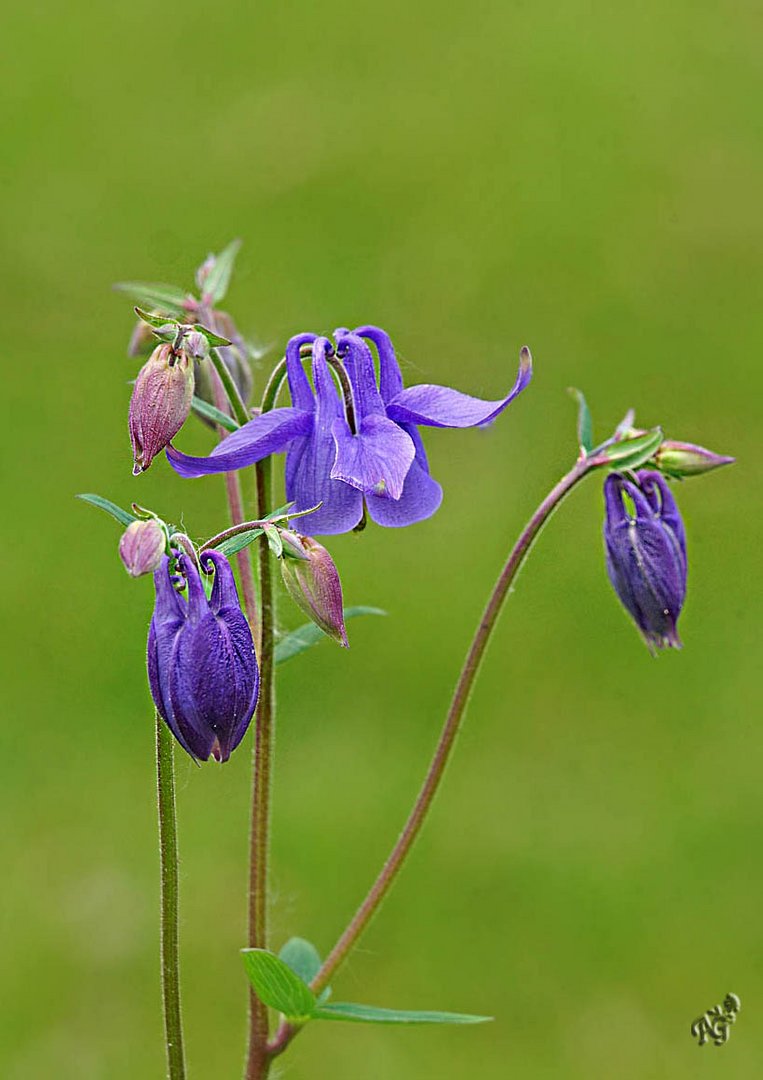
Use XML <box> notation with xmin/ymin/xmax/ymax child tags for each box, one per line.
<box><xmin>155</xmin><ymin>712</ymin><xmax>187</xmax><ymax>1080</ymax></box>
<box><xmin>268</xmin><ymin>454</ymin><xmax>594</xmax><ymax>1056</ymax></box>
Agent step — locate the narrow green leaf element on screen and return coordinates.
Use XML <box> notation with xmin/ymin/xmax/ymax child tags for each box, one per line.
<box><xmin>592</xmin><ymin>427</ymin><xmax>663</xmax><ymax>471</ymax></box>
<box><xmin>262</xmin><ymin>523</ymin><xmax>283</xmax><ymax>558</ymax></box>
<box><xmin>313</xmin><ymin>1002</ymin><xmax>492</xmax><ymax>1025</ymax></box>
<box><xmin>192</xmin><ymin>322</ymin><xmax>232</xmax><ymax>349</ymax></box>
<box><xmin>279</xmin><ymin>938</ymin><xmax>322</xmax><ymax>985</ymax></box>
<box><xmin>202</xmin><ymin>239</ymin><xmax>242</xmax><ymax>304</ymax></box>
<box><xmin>134</xmin><ymin>306</ymin><xmax>179</xmax><ymax>331</ymax></box>
<box><xmin>215</xmin><ymin>527</ymin><xmax>264</xmax><ymax>558</ymax></box>
<box><xmin>568</xmin><ymin>387</ymin><xmax>593</xmax><ymax>454</ymax></box>
<box><xmin>190</xmin><ymin>395</ymin><xmax>240</xmax><ymax>431</ymax></box>
<box><xmin>77</xmin><ymin>494</ymin><xmax>137</xmax><ymax>528</ymax></box>
<box><xmin>114</xmin><ymin>281</ymin><xmax>189</xmax><ymax>314</ymax></box>
<box><xmin>275</xmin><ymin>607</ymin><xmax>386</xmax><ymax>665</ymax></box>
<box><xmin>241</xmin><ymin>949</ymin><xmax>316</xmax><ymax>1021</ymax></box>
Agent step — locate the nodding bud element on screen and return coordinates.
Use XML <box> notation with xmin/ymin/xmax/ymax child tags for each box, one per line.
<box><xmin>654</xmin><ymin>440</ymin><xmax>735</xmax><ymax>478</ymax></box>
<box><xmin>603</xmin><ymin>470</ymin><xmax>687</xmax><ymax>653</ymax></box>
<box><xmin>119</xmin><ymin>519</ymin><xmax>166</xmax><ymax>577</ymax></box>
<box><xmin>280</xmin><ymin>532</ymin><xmax>348</xmax><ymax>646</ymax></box>
<box><xmin>129</xmin><ymin>343</ymin><xmax>194</xmax><ymax>475</ymax></box>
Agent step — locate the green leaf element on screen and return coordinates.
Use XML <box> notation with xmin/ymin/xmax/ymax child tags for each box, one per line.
<box><xmin>77</xmin><ymin>494</ymin><xmax>137</xmax><ymax>528</ymax></box>
<box><xmin>275</xmin><ymin>607</ymin><xmax>386</xmax><ymax>665</ymax></box>
<box><xmin>241</xmin><ymin>949</ymin><xmax>316</xmax><ymax>1021</ymax></box>
<box><xmin>262</xmin><ymin>523</ymin><xmax>283</xmax><ymax>558</ymax></box>
<box><xmin>134</xmin><ymin>306</ymin><xmax>180</xmax><ymax>331</ymax></box>
<box><xmin>278</xmin><ymin>937</ymin><xmax>331</xmax><ymax>1005</ymax></box>
<box><xmin>114</xmin><ymin>281</ymin><xmax>189</xmax><ymax>314</ymax></box>
<box><xmin>190</xmin><ymin>395</ymin><xmax>240</xmax><ymax>432</ymax></box>
<box><xmin>192</xmin><ymin>322</ymin><xmax>232</xmax><ymax>349</ymax></box>
<box><xmin>279</xmin><ymin>938</ymin><xmax>322</xmax><ymax>985</ymax></box>
<box><xmin>215</xmin><ymin>527</ymin><xmax>264</xmax><ymax>558</ymax></box>
<box><xmin>592</xmin><ymin>427</ymin><xmax>663</xmax><ymax>471</ymax></box>
<box><xmin>313</xmin><ymin>1002</ymin><xmax>492</xmax><ymax>1025</ymax></box>
<box><xmin>568</xmin><ymin>387</ymin><xmax>593</xmax><ymax>454</ymax></box>
<box><xmin>201</xmin><ymin>239</ymin><xmax>242</xmax><ymax>304</ymax></box>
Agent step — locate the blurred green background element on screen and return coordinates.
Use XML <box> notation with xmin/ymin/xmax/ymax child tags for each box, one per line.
<box><xmin>2</xmin><ymin>0</ymin><xmax>760</xmax><ymax>1076</ymax></box>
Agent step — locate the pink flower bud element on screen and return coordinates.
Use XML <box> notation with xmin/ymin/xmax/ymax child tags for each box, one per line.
<box><xmin>118</xmin><ymin>519</ymin><xmax>166</xmax><ymax>577</ymax></box>
<box><xmin>280</xmin><ymin>532</ymin><xmax>348</xmax><ymax>646</ymax></box>
<box><xmin>129</xmin><ymin>344</ymin><xmax>194</xmax><ymax>475</ymax></box>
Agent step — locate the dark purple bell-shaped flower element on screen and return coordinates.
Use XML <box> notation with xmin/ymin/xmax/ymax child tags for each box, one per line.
<box><xmin>603</xmin><ymin>470</ymin><xmax>687</xmax><ymax>652</ymax></box>
<box><xmin>148</xmin><ymin>550</ymin><xmax>259</xmax><ymax>761</ymax></box>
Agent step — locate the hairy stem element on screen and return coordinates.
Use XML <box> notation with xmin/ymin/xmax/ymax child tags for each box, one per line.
<box><xmin>268</xmin><ymin>456</ymin><xmax>593</xmax><ymax>1056</ymax></box>
<box><xmin>245</xmin><ymin>459</ymin><xmax>277</xmax><ymax>1080</ymax></box>
<box><xmin>156</xmin><ymin>714</ymin><xmax>187</xmax><ymax>1080</ymax></box>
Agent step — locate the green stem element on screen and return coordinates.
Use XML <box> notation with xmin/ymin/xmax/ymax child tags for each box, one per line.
<box><xmin>156</xmin><ymin>713</ymin><xmax>187</xmax><ymax>1080</ymax></box>
<box><xmin>209</xmin><ymin>348</ymin><xmax>250</xmax><ymax>427</ymax></box>
<box><xmin>268</xmin><ymin>455</ymin><xmax>594</xmax><ymax>1057</ymax></box>
<box><xmin>245</xmin><ymin>459</ymin><xmax>278</xmax><ymax>1080</ymax></box>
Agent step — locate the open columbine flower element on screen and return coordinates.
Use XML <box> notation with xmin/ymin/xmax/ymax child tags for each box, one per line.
<box><xmin>603</xmin><ymin>470</ymin><xmax>687</xmax><ymax>652</ymax></box>
<box><xmin>148</xmin><ymin>550</ymin><xmax>259</xmax><ymax>761</ymax></box>
<box><xmin>167</xmin><ymin>326</ymin><xmax>532</xmax><ymax>534</ymax></box>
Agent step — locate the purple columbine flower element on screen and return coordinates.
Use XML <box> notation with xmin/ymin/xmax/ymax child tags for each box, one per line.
<box><xmin>148</xmin><ymin>550</ymin><xmax>259</xmax><ymax>762</ymax></box>
<box><xmin>603</xmin><ymin>470</ymin><xmax>687</xmax><ymax>652</ymax></box>
<box><xmin>166</xmin><ymin>326</ymin><xmax>532</xmax><ymax>534</ymax></box>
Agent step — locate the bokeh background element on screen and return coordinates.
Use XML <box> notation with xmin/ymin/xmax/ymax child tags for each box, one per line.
<box><xmin>2</xmin><ymin>1</ymin><xmax>761</xmax><ymax>1077</ymax></box>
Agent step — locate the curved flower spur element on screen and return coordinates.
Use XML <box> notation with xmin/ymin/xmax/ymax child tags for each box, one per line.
<box><xmin>148</xmin><ymin>549</ymin><xmax>259</xmax><ymax>762</ymax></box>
<box><xmin>166</xmin><ymin>326</ymin><xmax>532</xmax><ymax>534</ymax></box>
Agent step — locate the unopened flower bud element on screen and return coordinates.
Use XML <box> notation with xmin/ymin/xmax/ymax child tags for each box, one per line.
<box><xmin>653</xmin><ymin>440</ymin><xmax>735</xmax><ymax>478</ymax></box>
<box><xmin>119</xmin><ymin>518</ymin><xmax>166</xmax><ymax>577</ymax></box>
<box><xmin>183</xmin><ymin>330</ymin><xmax>210</xmax><ymax>361</ymax></box>
<box><xmin>280</xmin><ymin>533</ymin><xmax>348</xmax><ymax>646</ymax></box>
<box><xmin>195</xmin><ymin>253</ymin><xmax>216</xmax><ymax>293</ymax></box>
<box><xmin>603</xmin><ymin>470</ymin><xmax>687</xmax><ymax>652</ymax></box>
<box><xmin>129</xmin><ymin>343</ymin><xmax>195</xmax><ymax>475</ymax></box>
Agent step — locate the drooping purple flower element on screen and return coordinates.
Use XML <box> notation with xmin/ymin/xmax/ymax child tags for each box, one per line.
<box><xmin>603</xmin><ymin>470</ymin><xmax>687</xmax><ymax>652</ymax></box>
<box><xmin>148</xmin><ymin>550</ymin><xmax>259</xmax><ymax>761</ymax></box>
<box><xmin>166</xmin><ymin>326</ymin><xmax>532</xmax><ymax>534</ymax></box>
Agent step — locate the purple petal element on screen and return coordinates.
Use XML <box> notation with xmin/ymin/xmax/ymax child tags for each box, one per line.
<box><xmin>347</xmin><ymin>325</ymin><xmax>404</xmax><ymax>401</ymax></box>
<box><xmin>202</xmin><ymin>549</ymin><xmax>242</xmax><ymax>614</ymax></box>
<box><xmin>166</xmin><ymin>407</ymin><xmax>312</xmax><ymax>477</ymax></box>
<box><xmin>335</xmin><ymin>333</ymin><xmax>386</xmax><ymax>418</ymax></box>
<box><xmin>330</xmin><ymin>413</ymin><xmax>416</xmax><ymax>500</ymax></box>
<box><xmin>170</xmin><ymin>608</ymin><xmax>258</xmax><ymax>762</ymax></box>
<box><xmin>285</xmin><ymin>338</ymin><xmax>364</xmax><ymax>534</ymax></box>
<box><xmin>285</xmin><ymin>332</ymin><xmax>318</xmax><ymax>413</ymax></box>
<box><xmin>366</xmin><ymin>424</ymin><xmax>443</xmax><ymax>527</ymax></box>
<box><xmin>385</xmin><ymin>346</ymin><xmax>532</xmax><ymax>428</ymax></box>
<box><xmin>637</xmin><ymin>470</ymin><xmax>687</xmax><ymax>575</ymax></box>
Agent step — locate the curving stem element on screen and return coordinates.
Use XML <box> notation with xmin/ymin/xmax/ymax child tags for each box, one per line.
<box><xmin>268</xmin><ymin>454</ymin><xmax>595</xmax><ymax>1058</ymax></box>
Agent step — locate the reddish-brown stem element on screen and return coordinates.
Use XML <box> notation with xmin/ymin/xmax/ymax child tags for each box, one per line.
<box><xmin>267</xmin><ymin>456</ymin><xmax>593</xmax><ymax>1058</ymax></box>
